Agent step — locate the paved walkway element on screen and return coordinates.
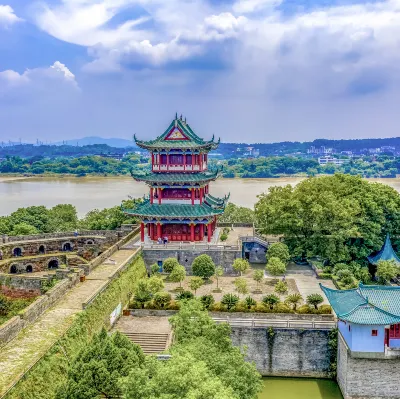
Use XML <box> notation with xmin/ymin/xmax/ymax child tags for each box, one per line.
<box><xmin>0</xmin><ymin>235</ymin><xmax>139</xmax><ymax>397</ymax></box>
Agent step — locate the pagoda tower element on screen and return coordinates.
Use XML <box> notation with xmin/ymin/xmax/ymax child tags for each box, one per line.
<box><xmin>123</xmin><ymin>114</ymin><xmax>229</xmax><ymax>243</ymax></box>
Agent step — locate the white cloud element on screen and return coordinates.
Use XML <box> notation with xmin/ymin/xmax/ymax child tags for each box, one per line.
<box><xmin>0</xmin><ymin>5</ymin><xmax>23</xmax><ymax>27</ymax></box>
<box><xmin>233</xmin><ymin>0</ymin><xmax>282</xmax><ymax>14</ymax></box>
<box><xmin>0</xmin><ymin>61</ymin><xmax>79</xmax><ymax>94</ymax></box>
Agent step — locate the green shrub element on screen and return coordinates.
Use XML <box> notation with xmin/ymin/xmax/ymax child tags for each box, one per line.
<box><xmin>243</xmin><ymin>296</ymin><xmax>256</xmax><ymax>310</ymax></box>
<box><xmin>176</xmin><ymin>291</ymin><xmax>194</xmax><ymax>301</ymax></box>
<box><xmin>297</xmin><ymin>304</ymin><xmax>312</xmax><ymax>314</ymax></box>
<box><xmin>266</xmin><ymin>242</ymin><xmax>290</xmax><ymax>264</ymax></box>
<box><xmin>274</xmin><ymin>281</ymin><xmax>288</xmax><ymax>294</ymax></box>
<box><xmin>220</xmin><ymin>232</ymin><xmax>228</xmax><ymax>241</ymax></box>
<box><xmin>153</xmin><ymin>292</ymin><xmax>172</xmax><ymax>309</ymax></box>
<box><xmin>318</xmin><ymin>273</ymin><xmax>332</xmax><ymax>279</ymax></box>
<box><xmin>285</xmin><ymin>293</ymin><xmax>303</xmax><ymax>310</ymax></box>
<box><xmin>274</xmin><ymin>303</ymin><xmax>293</xmax><ymax>313</ymax></box>
<box><xmin>262</xmin><ymin>294</ymin><xmax>280</xmax><ymax>310</ymax></box>
<box><xmin>166</xmin><ymin>300</ymin><xmax>180</xmax><ymax>311</ymax></box>
<box><xmin>221</xmin><ymin>293</ymin><xmax>240</xmax><ymax>311</ymax></box>
<box><xmin>200</xmin><ymin>294</ymin><xmax>215</xmax><ymax>310</ymax></box>
<box><xmin>266</xmin><ymin>257</ymin><xmax>286</xmax><ymax>276</ymax></box>
<box><xmin>318</xmin><ymin>304</ymin><xmax>332</xmax><ymax>314</ymax></box>
<box><xmin>192</xmin><ymin>255</ymin><xmax>216</xmax><ymax>279</ymax></box>
<box><xmin>150</xmin><ymin>263</ymin><xmax>160</xmax><ymax>275</ymax></box>
<box><xmin>0</xmin><ymin>294</ymin><xmax>11</xmax><ymax>316</ymax></box>
<box><xmin>254</xmin><ymin>303</ymin><xmax>268</xmax><ymax>313</ymax></box>
<box><xmin>211</xmin><ymin>302</ymin><xmax>225</xmax><ymax>312</ymax></box>
<box><xmin>306</xmin><ymin>293</ymin><xmax>324</xmax><ymax>309</ymax></box>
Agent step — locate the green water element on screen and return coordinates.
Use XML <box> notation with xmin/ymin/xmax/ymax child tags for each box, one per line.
<box><xmin>259</xmin><ymin>378</ymin><xmax>343</xmax><ymax>399</ymax></box>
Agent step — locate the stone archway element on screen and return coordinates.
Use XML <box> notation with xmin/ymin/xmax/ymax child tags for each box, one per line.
<box><xmin>13</xmin><ymin>247</ymin><xmax>22</xmax><ymax>257</ymax></box>
<box><xmin>86</xmin><ymin>240</ymin><xmax>94</xmax><ymax>245</ymax></box>
<box><xmin>10</xmin><ymin>264</ymin><xmax>17</xmax><ymax>274</ymax></box>
<box><xmin>38</xmin><ymin>245</ymin><xmax>46</xmax><ymax>254</ymax></box>
<box><xmin>48</xmin><ymin>259</ymin><xmax>59</xmax><ymax>269</ymax></box>
<box><xmin>62</xmin><ymin>242</ymin><xmax>72</xmax><ymax>252</ymax></box>
<box><xmin>26</xmin><ymin>265</ymin><xmax>33</xmax><ymax>273</ymax></box>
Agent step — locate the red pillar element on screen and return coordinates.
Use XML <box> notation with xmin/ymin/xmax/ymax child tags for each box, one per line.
<box><xmin>207</xmin><ymin>223</ymin><xmax>212</xmax><ymax>242</ymax></box>
<box><xmin>200</xmin><ymin>187</ymin><xmax>204</xmax><ymax>204</ymax></box>
<box><xmin>158</xmin><ymin>188</ymin><xmax>162</xmax><ymax>205</ymax></box>
<box><xmin>150</xmin><ymin>187</ymin><xmax>154</xmax><ymax>204</ymax></box>
<box><xmin>190</xmin><ymin>224</ymin><xmax>195</xmax><ymax>242</ymax></box>
<box><xmin>140</xmin><ymin>222</ymin><xmax>145</xmax><ymax>242</ymax></box>
<box><xmin>167</xmin><ymin>153</ymin><xmax>170</xmax><ymax>170</ymax></box>
<box><xmin>157</xmin><ymin>223</ymin><xmax>162</xmax><ymax>239</ymax></box>
<box><xmin>183</xmin><ymin>153</ymin><xmax>186</xmax><ymax>167</ymax></box>
<box><xmin>200</xmin><ymin>224</ymin><xmax>204</xmax><ymax>241</ymax></box>
<box><xmin>191</xmin><ymin>188</ymin><xmax>194</xmax><ymax>205</ymax></box>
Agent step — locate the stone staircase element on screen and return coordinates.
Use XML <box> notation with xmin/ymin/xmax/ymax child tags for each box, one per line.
<box><xmin>121</xmin><ymin>332</ymin><xmax>169</xmax><ymax>354</ymax></box>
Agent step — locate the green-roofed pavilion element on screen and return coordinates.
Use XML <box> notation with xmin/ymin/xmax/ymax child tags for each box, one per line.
<box><xmin>367</xmin><ymin>234</ymin><xmax>400</xmax><ymax>266</ymax></box>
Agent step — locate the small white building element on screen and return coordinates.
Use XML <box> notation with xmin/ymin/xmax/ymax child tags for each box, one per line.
<box><xmin>318</xmin><ymin>156</ymin><xmax>350</xmax><ymax>166</ymax></box>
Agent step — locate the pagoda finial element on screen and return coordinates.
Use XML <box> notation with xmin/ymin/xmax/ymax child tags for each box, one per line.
<box><xmin>180</xmin><ymin>114</ymin><xmax>183</xmax><ymax>120</ymax></box>
<box><xmin>175</xmin><ymin>112</ymin><xmax>178</xmax><ymax>120</ymax></box>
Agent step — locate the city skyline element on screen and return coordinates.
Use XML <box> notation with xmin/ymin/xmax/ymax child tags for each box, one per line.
<box><xmin>1</xmin><ymin>0</ymin><xmax>400</xmax><ymax>142</ymax></box>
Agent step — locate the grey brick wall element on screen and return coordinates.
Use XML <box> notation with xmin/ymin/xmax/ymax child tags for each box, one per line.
<box><xmin>337</xmin><ymin>333</ymin><xmax>400</xmax><ymax>399</ymax></box>
<box><xmin>231</xmin><ymin>327</ymin><xmax>332</xmax><ymax>377</ymax></box>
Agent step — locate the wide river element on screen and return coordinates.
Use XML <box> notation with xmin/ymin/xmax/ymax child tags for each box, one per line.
<box><xmin>260</xmin><ymin>378</ymin><xmax>342</xmax><ymax>399</ymax></box>
<box><xmin>1</xmin><ymin>176</ymin><xmax>400</xmax><ymax>216</ymax></box>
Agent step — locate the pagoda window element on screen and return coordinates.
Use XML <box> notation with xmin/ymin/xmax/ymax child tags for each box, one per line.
<box><xmin>186</xmin><ymin>154</ymin><xmax>192</xmax><ymax>164</ymax></box>
<box><xmin>170</xmin><ymin>155</ymin><xmax>183</xmax><ymax>165</ymax></box>
<box><xmin>160</xmin><ymin>154</ymin><xmax>167</xmax><ymax>164</ymax></box>
<box><xmin>163</xmin><ymin>188</ymin><xmax>191</xmax><ymax>199</ymax></box>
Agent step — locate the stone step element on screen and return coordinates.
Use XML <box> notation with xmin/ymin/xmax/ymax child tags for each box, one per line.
<box><xmin>121</xmin><ymin>332</ymin><xmax>169</xmax><ymax>354</ymax></box>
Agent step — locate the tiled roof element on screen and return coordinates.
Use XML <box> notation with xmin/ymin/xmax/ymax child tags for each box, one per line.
<box><xmin>134</xmin><ymin>116</ymin><xmax>220</xmax><ymax>150</ymax></box>
<box><xmin>122</xmin><ymin>200</ymin><xmax>225</xmax><ymax>218</ymax></box>
<box><xmin>130</xmin><ymin>170</ymin><xmax>221</xmax><ymax>184</ymax></box>
<box><xmin>320</xmin><ymin>283</ymin><xmax>400</xmax><ymax>325</ymax></box>
<box><xmin>367</xmin><ymin>234</ymin><xmax>400</xmax><ymax>266</ymax></box>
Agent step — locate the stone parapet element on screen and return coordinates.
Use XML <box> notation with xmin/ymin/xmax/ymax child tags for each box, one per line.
<box><xmin>337</xmin><ymin>332</ymin><xmax>400</xmax><ymax>399</ymax></box>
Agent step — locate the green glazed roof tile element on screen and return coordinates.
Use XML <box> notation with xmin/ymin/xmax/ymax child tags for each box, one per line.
<box><xmin>130</xmin><ymin>170</ymin><xmax>221</xmax><ymax>184</ymax></box>
<box><xmin>122</xmin><ymin>200</ymin><xmax>225</xmax><ymax>218</ymax></box>
<box><xmin>367</xmin><ymin>234</ymin><xmax>400</xmax><ymax>266</ymax></box>
<box><xmin>320</xmin><ymin>283</ymin><xmax>400</xmax><ymax>325</ymax></box>
<box><xmin>134</xmin><ymin>116</ymin><xmax>220</xmax><ymax>150</ymax></box>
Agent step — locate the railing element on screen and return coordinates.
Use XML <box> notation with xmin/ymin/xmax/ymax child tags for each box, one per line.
<box><xmin>213</xmin><ymin>317</ymin><xmax>336</xmax><ymax>330</ymax></box>
<box><xmin>152</xmin><ymin>164</ymin><xmax>205</xmax><ymax>172</ymax></box>
<box><xmin>240</xmin><ymin>235</ymin><xmax>270</xmax><ymax>248</ymax></box>
<box><xmin>142</xmin><ymin>242</ymin><xmax>240</xmax><ymax>251</ymax></box>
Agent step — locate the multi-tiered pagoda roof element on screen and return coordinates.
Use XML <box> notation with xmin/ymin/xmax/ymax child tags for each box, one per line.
<box><xmin>367</xmin><ymin>234</ymin><xmax>400</xmax><ymax>266</ymax></box>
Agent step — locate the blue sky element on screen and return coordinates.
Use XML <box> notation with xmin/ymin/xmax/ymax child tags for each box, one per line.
<box><xmin>1</xmin><ymin>0</ymin><xmax>400</xmax><ymax>143</ymax></box>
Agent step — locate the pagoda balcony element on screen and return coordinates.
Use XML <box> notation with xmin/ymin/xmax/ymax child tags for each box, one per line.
<box><xmin>152</xmin><ymin>163</ymin><xmax>207</xmax><ymax>172</ymax></box>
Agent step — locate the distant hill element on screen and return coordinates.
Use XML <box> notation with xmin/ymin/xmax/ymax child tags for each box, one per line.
<box><xmin>56</xmin><ymin>136</ymin><xmax>136</xmax><ymax>148</ymax></box>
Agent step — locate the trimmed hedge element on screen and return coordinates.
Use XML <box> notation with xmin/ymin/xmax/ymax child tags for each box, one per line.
<box><xmin>7</xmin><ymin>255</ymin><xmax>146</xmax><ymax>399</ymax></box>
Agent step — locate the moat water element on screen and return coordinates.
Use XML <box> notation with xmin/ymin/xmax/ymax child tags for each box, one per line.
<box><xmin>1</xmin><ymin>176</ymin><xmax>400</xmax><ymax>216</ymax></box>
<box><xmin>259</xmin><ymin>378</ymin><xmax>343</xmax><ymax>399</ymax></box>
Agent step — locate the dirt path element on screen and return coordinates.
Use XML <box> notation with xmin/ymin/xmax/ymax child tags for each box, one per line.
<box><xmin>0</xmin><ymin>235</ymin><xmax>139</xmax><ymax>397</ymax></box>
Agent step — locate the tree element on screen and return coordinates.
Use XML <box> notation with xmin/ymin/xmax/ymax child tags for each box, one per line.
<box><xmin>176</xmin><ymin>291</ymin><xmax>194</xmax><ymax>301</ymax></box>
<box><xmin>147</xmin><ymin>275</ymin><xmax>164</xmax><ymax>294</ymax></box>
<box><xmin>253</xmin><ymin>269</ymin><xmax>264</xmax><ymax>291</ymax></box>
<box><xmin>10</xmin><ymin>222</ymin><xmax>38</xmax><ymax>236</ymax></box>
<box><xmin>376</xmin><ymin>260</ymin><xmax>399</xmax><ymax>284</ymax></box>
<box><xmin>47</xmin><ymin>204</ymin><xmax>78</xmax><ymax>232</ymax></box>
<box><xmin>218</xmin><ymin>203</ymin><xmax>255</xmax><ymax>224</ymax></box>
<box><xmin>162</xmin><ymin>258</ymin><xmax>180</xmax><ymax>274</ymax></box>
<box><xmin>234</xmin><ymin>277</ymin><xmax>248</xmax><ymax>296</ymax></box>
<box><xmin>170</xmin><ymin>265</ymin><xmax>186</xmax><ymax>289</ymax></box>
<box><xmin>221</xmin><ymin>293</ymin><xmax>240</xmax><ymax>311</ymax></box>
<box><xmin>266</xmin><ymin>242</ymin><xmax>290</xmax><ymax>264</ymax></box>
<box><xmin>214</xmin><ymin>266</ymin><xmax>224</xmax><ymax>290</ymax></box>
<box><xmin>274</xmin><ymin>280</ymin><xmax>288</xmax><ymax>295</ymax></box>
<box><xmin>56</xmin><ymin>328</ymin><xmax>144</xmax><ymax>399</ymax></box>
<box><xmin>285</xmin><ymin>293</ymin><xmax>303</xmax><ymax>310</ymax></box>
<box><xmin>189</xmin><ymin>276</ymin><xmax>204</xmax><ymax>295</ymax></box>
<box><xmin>266</xmin><ymin>257</ymin><xmax>286</xmax><ymax>276</ymax></box>
<box><xmin>192</xmin><ymin>254</ymin><xmax>216</xmax><ymax>279</ymax></box>
<box><xmin>134</xmin><ymin>280</ymin><xmax>152</xmax><ymax>309</ymax></box>
<box><xmin>255</xmin><ymin>174</ymin><xmax>400</xmax><ymax>264</ymax></box>
<box><xmin>262</xmin><ymin>294</ymin><xmax>280</xmax><ymax>310</ymax></box>
<box><xmin>153</xmin><ymin>292</ymin><xmax>171</xmax><ymax>309</ymax></box>
<box><xmin>233</xmin><ymin>258</ymin><xmax>250</xmax><ymax>276</ymax></box>
<box><xmin>306</xmin><ymin>293</ymin><xmax>324</xmax><ymax>309</ymax></box>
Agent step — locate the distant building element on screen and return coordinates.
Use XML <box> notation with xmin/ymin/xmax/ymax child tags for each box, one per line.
<box><xmin>307</xmin><ymin>146</ymin><xmax>333</xmax><ymax>155</ymax></box>
<box><xmin>368</xmin><ymin>148</ymin><xmax>381</xmax><ymax>154</ymax></box>
<box><xmin>381</xmin><ymin>146</ymin><xmax>396</xmax><ymax>153</ymax></box>
<box><xmin>318</xmin><ymin>156</ymin><xmax>349</xmax><ymax>166</ymax></box>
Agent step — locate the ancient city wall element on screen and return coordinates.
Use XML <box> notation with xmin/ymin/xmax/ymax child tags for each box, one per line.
<box><xmin>0</xmin><ymin>274</ymin><xmax>80</xmax><ymax>346</ymax></box>
<box><xmin>142</xmin><ymin>247</ymin><xmax>242</xmax><ymax>274</ymax></box>
<box><xmin>231</xmin><ymin>327</ymin><xmax>332</xmax><ymax>378</ymax></box>
<box><xmin>337</xmin><ymin>333</ymin><xmax>400</xmax><ymax>399</ymax></box>
<box><xmin>0</xmin><ymin>274</ymin><xmax>46</xmax><ymax>297</ymax></box>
